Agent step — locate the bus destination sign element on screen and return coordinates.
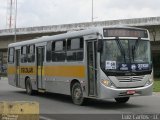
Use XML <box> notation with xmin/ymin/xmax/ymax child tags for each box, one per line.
<box><xmin>103</xmin><ymin>28</ymin><xmax>148</xmax><ymax>38</ymax></box>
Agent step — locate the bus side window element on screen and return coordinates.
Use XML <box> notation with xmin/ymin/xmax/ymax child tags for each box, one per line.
<box><xmin>46</xmin><ymin>41</ymin><xmax>52</xmax><ymax>62</ymax></box>
<box><xmin>67</xmin><ymin>37</ymin><xmax>84</xmax><ymax>61</ymax></box>
<box><xmin>8</xmin><ymin>47</ymin><xmax>15</xmax><ymax>63</ymax></box>
<box><xmin>21</xmin><ymin>46</ymin><xmax>27</xmax><ymax>63</ymax></box>
<box><xmin>28</xmin><ymin>45</ymin><xmax>35</xmax><ymax>63</ymax></box>
<box><xmin>52</xmin><ymin>40</ymin><xmax>66</xmax><ymax>62</ymax></box>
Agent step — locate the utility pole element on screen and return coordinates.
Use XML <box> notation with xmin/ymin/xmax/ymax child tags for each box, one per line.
<box><xmin>9</xmin><ymin>0</ymin><xmax>13</xmax><ymax>28</ymax></box>
<box><xmin>92</xmin><ymin>0</ymin><xmax>93</xmax><ymax>22</ymax></box>
<box><xmin>6</xmin><ymin>0</ymin><xmax>16</xmax><ymax>29</ymax></box>
<box><xmin>14</xmin><ymin>0</ymin><xmax>17</xmax><ymax>42</ymax></box>
<box><xmin>6</xmin><ymin>0</ymin><xmax>17</xmax><ymax>42</ymax></box>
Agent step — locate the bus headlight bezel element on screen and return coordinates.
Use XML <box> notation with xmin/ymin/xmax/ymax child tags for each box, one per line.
<box><xmin>101</xmin><ymin>79</ymin><xmax>116</xmax><ymax>88</ymax></box>
<box><xmin>145</xmin><ymin>78</ymin><xmax>153</xmax><ymax>86</ymax></box>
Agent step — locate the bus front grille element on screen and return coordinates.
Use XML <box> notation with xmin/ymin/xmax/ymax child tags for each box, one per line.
<box><xmin>116</xmin><ymin>75</ymin><xmax>145</xmax><ymax>82</ymax></box>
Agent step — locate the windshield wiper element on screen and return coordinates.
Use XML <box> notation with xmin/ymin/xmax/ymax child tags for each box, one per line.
<box><xmin>131</xmin><ymin>37</ymin><xmax>140</xmax><ymax>61</ymax></box>
<box><xmin>116</xmin><ymin>37</ymin><xmax>126</xmax><ymax>63</ymax></box>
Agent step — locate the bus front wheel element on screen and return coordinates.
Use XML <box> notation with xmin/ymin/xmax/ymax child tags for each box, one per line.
<box><xmin>71</xmin><ymin>82</ymin><xmax>84</xmax><ymax>105</ymax></box>
<box><xmin>26</xmin><ymin>78</ymin><xmax>34</xmax><ymax>95</ymax></box>
<box><xmin>115</xmin><ymin>97</ymin><xmax>130</xmax><ymax>103</ymax></box>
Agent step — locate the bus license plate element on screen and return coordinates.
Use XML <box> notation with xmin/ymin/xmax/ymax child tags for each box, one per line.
<box><xmin>127</xmin><ymin>90</ymin><xmax>136</xmax><ymax>95</ymax></box>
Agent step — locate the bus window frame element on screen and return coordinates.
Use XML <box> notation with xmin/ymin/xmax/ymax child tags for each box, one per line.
<box><xmin>8</xmin><ymin>47</ymin><xmax>15</xmax><ymax>64</ymax></box>
<box><xmin>67</xmin><ymin>37</ymin><xmax>84</xmax><ymax>62</ymax></box>
<box><xmin>52</xmin><ymin>40</ymin><xmax>66</xmax><ymax>62</ymax></box>
<box><xmin>46</xmin><ymin>41</ymin><xmax>52</xmax><ymax>62</ymax></box>
<box><xmin>21</xmin><ymin>45</ymin><xmax>28</xmax><ymax>63</ymax></box>
<box><xmin>28</xmin><ymin>44</ymin><xmax>35</xmax><ymax>63</ymax></box>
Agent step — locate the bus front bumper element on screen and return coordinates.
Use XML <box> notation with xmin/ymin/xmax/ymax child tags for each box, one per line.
<box><xmin>99</xmin><ymin>83</ymin><xmax>153</xmax><ymax>99</ymax></box>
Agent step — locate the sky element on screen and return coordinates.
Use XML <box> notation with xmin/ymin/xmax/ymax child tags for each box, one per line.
<box><xmin>0</xmin><ymin>0</ymin><xmax>160</xmax><ymax>30</ymax></box>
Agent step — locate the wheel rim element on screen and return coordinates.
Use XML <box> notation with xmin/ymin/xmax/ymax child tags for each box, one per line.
<box><xmin>74</xmin><ymin>88</ymin><xmax>82</xmax><ymax>100</ymax></box>
<box><xmin>72</xmin><ymin>85</ymin><xmax>83</xmax><ymax>104</ymax></box>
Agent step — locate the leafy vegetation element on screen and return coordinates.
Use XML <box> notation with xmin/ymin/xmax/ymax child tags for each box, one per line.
<box><xmin>153</xmin><ymin>79</ymin><xmax>160</xmax><ymax>92</ymax></box>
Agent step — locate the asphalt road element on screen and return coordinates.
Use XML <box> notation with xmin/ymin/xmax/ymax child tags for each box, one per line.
<box><xmin>0</xmin><ymin>77</ymin><xmax>160</xmax><ymax>120</ymax></box>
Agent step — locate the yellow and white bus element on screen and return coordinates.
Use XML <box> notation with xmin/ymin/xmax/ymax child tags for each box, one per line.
<box><xmin>8</xmin><ymin>27</ymin><xmax>153</xmax><ymax>105</ymax></box>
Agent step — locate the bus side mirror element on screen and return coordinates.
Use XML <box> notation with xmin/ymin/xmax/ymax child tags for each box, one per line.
<box><xmin>97</xmin><ymin>39</ymin><xmax>103</xmax><ymax>52</ymax></box>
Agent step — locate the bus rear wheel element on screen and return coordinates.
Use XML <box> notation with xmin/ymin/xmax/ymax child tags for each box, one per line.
<box><xmin>26</xmin><ymin>78</ymin><xmax>34</xmax><ymax>95</ymax></box>
<box><xmin>115</xmin><ymin>97</ymin><xmax>130</xmax><ymax>103</ymax></box>
<box><xmin>71</xmin><ymin>82</ymin><xmax>84</xmax><ymax>105</ymax></box>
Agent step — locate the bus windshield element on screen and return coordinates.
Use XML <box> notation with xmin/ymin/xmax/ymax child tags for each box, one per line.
<box><xmin>100</xmin><ymin>39</ymin><xmax>152</xmax><ymax>74</ymax></box>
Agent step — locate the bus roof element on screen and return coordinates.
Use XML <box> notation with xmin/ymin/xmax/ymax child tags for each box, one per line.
<box><xmin>8</xmin><ymin>26</ymin><xmax>148</xmax><ymax>48</ymax></box>
<box><xmin>8</xmin><ymin>27</ymin><xmax>100</xmax><ymax>48</ymax></box>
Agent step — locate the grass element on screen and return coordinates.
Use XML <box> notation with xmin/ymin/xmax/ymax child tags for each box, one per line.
<box><xmin>153</xmin><ymin>79</ymin><xmax>160</xmax><ymax>92</ymax></box>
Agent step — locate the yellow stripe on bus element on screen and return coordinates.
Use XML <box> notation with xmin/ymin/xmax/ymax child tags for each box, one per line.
<box><xmin>7</xmin><ymin>66</ymin><xmax>16</xmax><ymax>74</ymax></box>
<box><xmin>44</xmin><ymin>66</ymin><xmax>86</xmax><ymax>78</ymax></box>
<box><xmin>37</xmin><ymin>66</ymin><xmax>45</xmax><ymax>76</ymax></box>
<box><xmin>20</xmin><ymin>66</ymin><xmax>36</xmax><ymax>75</ymax></box>
<box><xmin>7</xmin><ymin>66</ymin><xmax>36</xmax><ymax>75</ymax></box>
<box><xmin>7</xmin><ymin>65</ymin><xmax>86</xmax><ymax>78</ymax></box>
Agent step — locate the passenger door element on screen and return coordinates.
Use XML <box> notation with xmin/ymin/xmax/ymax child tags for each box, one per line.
<box><xmin>15</xmin><ymin>49</ymin><xmax>20</xmax><ymax>87</ymax></box>
<box><xmin>86</xmin><ymin>41</ymin><xmax>97</xmax><ymax>96</ymax></box>
<box><xmin>36</xmin><ymin>47</ymin><xmax>45</xmax><ymax>90</ymax></box>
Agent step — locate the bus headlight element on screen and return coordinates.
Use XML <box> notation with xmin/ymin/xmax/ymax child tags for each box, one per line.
<box><xmin>101</xmin><ymin>79</ymin><xmax>115</xmax><ymax>88</ymax></box>
<box><xmin>145</xmin><ymin>78</ymin><xmax>153</xmax><ymax>86</ymax></box>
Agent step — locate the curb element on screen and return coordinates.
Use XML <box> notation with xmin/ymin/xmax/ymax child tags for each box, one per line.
<box><xmin>153</xmin><ymin>92</ymin><xmax>160</xmax><ymax>95</ymax></box>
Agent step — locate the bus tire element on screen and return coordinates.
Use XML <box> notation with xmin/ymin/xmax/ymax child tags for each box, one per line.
<box><xmin>115</xmin><ymin>97</ymin><xmax>130</xmax><ymax>103</ymax></box>
<box><xmin>26</xmin><ymin>78</ymin><xmax>34</xmax><ymax>95</ymax></box>
<box><xmin>71</xmin><ymin>82</ymin><xmax>84</xmax><ymax>105</ymax></box>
